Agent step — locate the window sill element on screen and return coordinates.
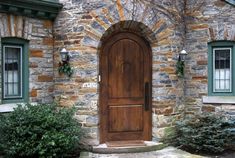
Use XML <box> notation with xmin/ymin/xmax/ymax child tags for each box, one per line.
<box><xmin>202</xmin><ymin>96</ymin><xmax>235</xmax><ymax>104</ymax></box>
<box><xmin>0</xmin><ymin>102</ymin><xmax>37</xmax><ymax>113</ymax></box>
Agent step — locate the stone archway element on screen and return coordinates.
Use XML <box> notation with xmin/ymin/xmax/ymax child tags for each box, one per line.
<box><xmin>54</xmin><ymin>0</ymin><xmax>185</xmax><ymax>146</ymax></box>
<box><xmin>98</xmin><ymin>21</ymin><xmax>155</xmax><ymax>144</ymax></box>
<box><xmin>84</xmin><ymin>11</ymin><xmax>183</xmax><ymax>144</ymax></box>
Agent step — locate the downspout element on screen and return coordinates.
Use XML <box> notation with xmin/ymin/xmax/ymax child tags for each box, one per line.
<box><xmin>181</xmin><ymin>0</ymin><xmax>187</xmax><ymax>118</ymax></box>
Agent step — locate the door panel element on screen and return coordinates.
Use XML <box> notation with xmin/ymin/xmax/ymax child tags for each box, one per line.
<box><xmin>108</xmin><ymin>105</ymin><xmax>143</xmax><ymax>132</ymax></box>
<box><xmin>108</xmin><ymin>39</ymin><xmax>144</xmax><ymax>98</ymax></box>
<box><xmin>100</xmin><ymin>32</ymin><xmax>152</xmax><ymax>143</ymax></box>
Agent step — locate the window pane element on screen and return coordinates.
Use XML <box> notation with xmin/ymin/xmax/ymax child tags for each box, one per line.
<box><xmin>3</xmin><ymin>46</ymin><xmax>22</xmax><ymax>98</ymax></box>
<box><xmin>213</xmin><ymin>48</ymin><xmax>231</xmax><ymax>92</ymax></box>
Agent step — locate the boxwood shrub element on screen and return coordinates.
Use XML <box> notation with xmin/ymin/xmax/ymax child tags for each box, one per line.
<box><xmin>162</xmin><ymin>113</ymin><xmax>235</xmax><ymax>153</ymax></box>
<box><xmin>0</xmin><ymin>103</ymin><xmax>82</xmax><ymax>158</ymax></box>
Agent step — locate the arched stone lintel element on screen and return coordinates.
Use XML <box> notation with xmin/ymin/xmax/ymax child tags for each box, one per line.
<box><xmin>99</xmin><ymin>20</ymin><xmax>157</xmax><ymax>45</ymax></box>
<box><xmin>82</xmin><ymin>20</ymin><xmax>162</xmax><ymax>50</ymax></box>
<box><xmin>87</xmin><ymin>2</ymin><xmax>174</xmax><ymax>47</ymax></box>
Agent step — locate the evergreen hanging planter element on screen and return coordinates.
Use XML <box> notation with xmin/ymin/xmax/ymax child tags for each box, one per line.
<box><xmin>176</xmin><ymin>60</ymin><xmax>185</xmax><ymax>78</ymax></box>
<box><xmin>58</xmin><ymin>62</ymin><xmax>73</xmax><ymax>77</ymax></box>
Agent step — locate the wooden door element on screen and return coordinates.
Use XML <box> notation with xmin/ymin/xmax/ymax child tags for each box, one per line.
<box><xmin>99</xmin><ymin>32</ymin><xmax>152</xmax><ymax>143</ymax></box>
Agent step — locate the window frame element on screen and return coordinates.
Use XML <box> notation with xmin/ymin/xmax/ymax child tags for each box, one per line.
<box><xmin>1</xmin><ymin>37</ymin><xmax>29</xmax><ymax>104</ymax></box>
<box><xmin>208</xmin><ymin>41</ymin><xmax>235</xmax><ymax>96</ymax></box>
<box><xmin>3</xmin><ymin>45</ymin><xmax>23</xmax><ymax>99</ymax></box>
<box><xmin>212</xmin><ymin>47</ymin><xmax>232</xmax><ymax>93</ymax></box>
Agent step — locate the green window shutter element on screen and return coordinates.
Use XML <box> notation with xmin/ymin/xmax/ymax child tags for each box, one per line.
<box><xmin>1</xmin><ymin>37</ymin><xmax>29</xmax><ymax>104</ymax></box>
<box><xmin>208</xmin><ymin>41</ymin><xmax>235</xmax><ymax>96</ymax></box>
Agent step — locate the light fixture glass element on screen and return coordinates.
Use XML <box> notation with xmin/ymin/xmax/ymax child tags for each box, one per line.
<box><xmin>60</xmin><ymin>48</ymin><xmax>68</xmax><ymax>62</ymax></box>
<box><xmin>179</xmin><ymin>49</ymin><xmax>188</xmax><ymax>62</ymax></box>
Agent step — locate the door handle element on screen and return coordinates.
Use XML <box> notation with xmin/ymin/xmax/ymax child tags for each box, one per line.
<box><xmin>144</xmin><ymin>82</ymin><xmax>149</xmax><ymax>111</ymax></box>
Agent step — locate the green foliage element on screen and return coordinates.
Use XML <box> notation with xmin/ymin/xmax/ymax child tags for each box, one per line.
<box><xmin>0</xmin><ymin>103</ymin><xmax>82</xmax><ymax>158</ymax></box>
<box><xmin>176</xmin><ymin>60</ymin><xmax>185</xmax><ymax>78</ymax></box>
<box><xmin>162</xmin><ymin>113</ymin><xmax>235</xmax><ymax>153</ymax></box>
<box><xmin>58</xmin><ymin>63</ymin><xmax>73</xmax><ymax>77</ymax></box>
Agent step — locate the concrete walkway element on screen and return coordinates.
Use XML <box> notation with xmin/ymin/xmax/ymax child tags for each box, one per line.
<box><xmin>80</xmin><ymin>147</ymin><xmax>207</xmax><ymax>158</ymax></box>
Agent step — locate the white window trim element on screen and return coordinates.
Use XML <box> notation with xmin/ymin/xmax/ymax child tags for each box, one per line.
<box><xmin>0</xmin><ymin>102</ymin><xmax>37</xmax><ymax>113</ymax></box>
<box><xmin>212</xmin><ymin>47</ymin><xmax>232</xmax><ymax>93</ymax></box>
<box><xmin>3</xmin><ymin>45</ymin><xmax>23</xmax><ymax>99</ymax></box>
<box><xmin>203</xmin><ymin>96</ymin><xmax>235</xmax><ymax>104</ymax></box>
<box><xmin>0</xmin><ymin>103</ymin><xmax>19</xmax><ymax>112</ymax></box>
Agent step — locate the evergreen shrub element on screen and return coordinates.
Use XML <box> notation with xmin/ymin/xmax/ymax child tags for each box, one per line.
<box><xmin>163</xmin><ymin>113</ymin><xmax>235</xmax><ymax>153</ymax></box>
<box><xmin>0</xmin><ymin>103</ymin><xmax>82</xmax><ymax>158</ymax></box>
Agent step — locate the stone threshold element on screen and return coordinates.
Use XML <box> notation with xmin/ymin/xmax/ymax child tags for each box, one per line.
<box><xmin>80</xmin><ymin>147</ymin><xmax>207</xmax><ymax>158</ymax></box>
<box><xmin>92</xmin><ymin>141</ymin><xmax>166</xmax><ymax>154</ymax></box>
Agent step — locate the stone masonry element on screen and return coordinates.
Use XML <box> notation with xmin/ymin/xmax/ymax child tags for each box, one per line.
<box><xmin>185</xmin><ymin>0</ymin><xmax>235</xmax><ymax>115</ymax></box>
<box><xmin>0</xmin><ymin>14</ymin><xmax>54</xmax><ymax>103</ymax></box>
<box><xmin>53</xmin><ymin>0</ymin><xmax>235</xmax><ymax>146</ymax></box>
<box><xmin>54</xmin><ymin>0</ymin><xmax>185</xmax><ymax>146</ymax></box>
<box><xmin>0</xmin><ymin>0</ymin><xmax>235</xmax><ymax>149</ymax></box>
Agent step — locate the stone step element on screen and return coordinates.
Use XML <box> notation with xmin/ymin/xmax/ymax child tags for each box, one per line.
<box><xmin>80</xmin><ymin>146</ymin><xmax>207</xmax><ymax>158</ymax></box>
<box><xmin>91</xmin><ymin>141</ymin><xmax>166</xmax><ymax>154</ymax></box>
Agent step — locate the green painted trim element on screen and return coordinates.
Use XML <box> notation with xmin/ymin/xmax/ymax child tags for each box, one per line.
<box><xmin>43</xmin><ymin>0</ymin><xmax>60</xmax><ymax>2</ymax></box>
<box><xmin>208</xmin><ymin>41</ymin><xmax>235</xmax><ymax>96</ymax></box>
<box><xmin>0</xmin><ymin>0</ymin><xmax>63</xmax><ymax>20</ymax></box>
<box><xmin>1</xmin><ymin>37</ymin><xmax>29</xmax><ymax>104</ymax></box>
<box><xmin>224</xmin><ymin>0</ymin><xmax>235</xmax><ymax>6</ymax></box>
<box><xmin>208</xmin><ymin>43</ymin><xmax>213</xmax><ymax>95</ymax></box>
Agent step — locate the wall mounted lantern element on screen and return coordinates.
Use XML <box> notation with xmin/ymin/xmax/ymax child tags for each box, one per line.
<box><xmin>179</xmin><ymin>49</ymin><xmax>188</xmax><ymax>62</ymax></box>
<box><xmin>176</xmin><ymin>49</ymin><xmax>188</xmax><ymax>78</ymax></box>
<box><xmin>58</xmin><ymin>48</ymin><xmax>73</xmax><ymax>77</ymax></box>
<box><xmin>60</xmin><ymin>48</ymin><xmax>70</xmax><ymax>63</ymax></box>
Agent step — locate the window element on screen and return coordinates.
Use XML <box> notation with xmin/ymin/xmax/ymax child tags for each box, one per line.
<box><xmin>213</xmin><ymin>48</ymin><xmax>231</xmax><ymax>92</ymax></box>
<box><xmin>208</xmin><ymin>41</ymin><xmax>235</xmax><ymax>96</ymax></box>
<box><xmin>1</xmin><ymin>38</ymin><xmax>29</xmax><ymax>103</ymax></box>
<box><xmin>3</xmin><ymin>45</ymin><xmax>22</xmax><ymax>98</ymax></box>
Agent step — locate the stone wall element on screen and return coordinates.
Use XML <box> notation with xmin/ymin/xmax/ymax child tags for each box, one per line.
<box><xmin>0</xmin><ymin>14</ymin><xmax>54</xmax><ymax>103</ymax></box>
<box><xmin>2</xmin><ymin>0</ymin><xmax>233</xmax><ymax>148</ymax></box>
<box><xmin>185</xmin><ymin>0</ymin><xmax>235</xmax><ymax>115</ymax></box>
<box><xmin>54</xmin><ymin>0</ymin><xmax>185</xmax><ymax>146</ymax></box>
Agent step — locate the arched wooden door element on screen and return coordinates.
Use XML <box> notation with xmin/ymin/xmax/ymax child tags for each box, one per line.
<box><xmin>99</xmin><ymin>32</ymin><xmax>152</xmax><ymax>143</ymax></box>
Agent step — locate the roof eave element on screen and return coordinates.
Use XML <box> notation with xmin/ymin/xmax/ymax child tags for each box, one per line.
<box><xmin>0</xmin><ymin>0</ymin><xmax>63</xmax><ymax>20</ymax></box>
